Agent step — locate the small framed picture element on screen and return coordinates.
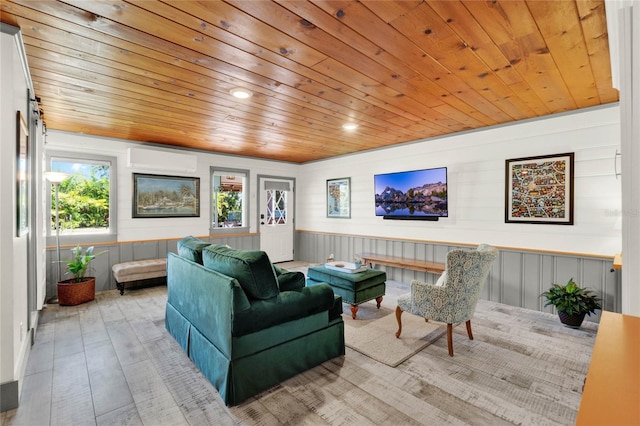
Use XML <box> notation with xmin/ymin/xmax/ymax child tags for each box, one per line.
<box><xmin>133</xmin><ymin>173</ymin><xmax>200</xmax><ymax>218</ymax></box>
<box><xmin>327</xmin><ymin>177</ymin><xmax>351</xmax><ymax>218</ymax></box>
<box><xmin>505</xmin><ymin>153</ymin><xmax>574</xmax><ymax>225</ymax></box>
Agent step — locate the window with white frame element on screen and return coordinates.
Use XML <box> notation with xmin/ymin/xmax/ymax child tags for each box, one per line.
<box><xmin>47</xmin><ymin>152</ymin><xmax>117</xmax><ymax>242</ymax></box>
<box><xmin>211</xmin><ymin>167</ymin><xmax>248</xmax><ymax>230</ymax></box>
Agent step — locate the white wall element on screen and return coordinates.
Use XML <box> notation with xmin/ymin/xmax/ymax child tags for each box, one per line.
<box><xmin>0</xmin><ymin>28</ymin><xmax>31</xmax><ymax>398</ymax></box>
<box><xmin>44</xmin><ymin>131</ymin><xmax>300</xmax><ymax>241</ymax></box>
<box><xmin>610</xmin><ymin>0</ymin><xmax>640</xmax><ymax>316</ymax></box>
<box><xmin>44</xmin><ymin>103</ymin><xmax>621</xmax><ymax>258</ymax></box>
<box><xmin>297</xmin><ymin>105</ymin><xmax>621</xmax><ymax>257</ymax></box>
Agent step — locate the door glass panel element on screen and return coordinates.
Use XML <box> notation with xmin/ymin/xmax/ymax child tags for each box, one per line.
<box><xmin>266</xmin><ymin>189</ymin><xmax>287</xmax><ymax>225</ymax></box>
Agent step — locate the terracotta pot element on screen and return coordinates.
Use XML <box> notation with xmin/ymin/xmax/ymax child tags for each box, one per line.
<box><xmin>57</xmin><ymin>277</ymin><xmax>96</xmax><ymax>306</ymax></box>
<box><xmin>558</xmin><ymin>311</ymin><xmax>586</xmax><ymax>329</ymax></box>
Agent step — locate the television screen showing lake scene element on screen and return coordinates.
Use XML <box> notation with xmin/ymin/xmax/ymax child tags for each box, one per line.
<box><xmin>374</xmin><ymin>167</ymin><xmax>447</xmax><ymax>217</ymax></box>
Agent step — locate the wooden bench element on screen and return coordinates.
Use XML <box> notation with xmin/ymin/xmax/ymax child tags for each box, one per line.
<box><xmin>357</xmin><ymin>252</ymin><xmax>445</xmax><ymax>274</ymax></box>
<box><xmin>112</xmin><ymin>258</ymin><xmax>167</xmax><ymax>295</ymax></box>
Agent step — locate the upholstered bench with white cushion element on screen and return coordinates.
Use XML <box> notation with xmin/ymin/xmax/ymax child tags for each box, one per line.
<box><xmin>112</xmin><ymin>258</ymin><xmax>167</xmax><ymax>295</ymax></box>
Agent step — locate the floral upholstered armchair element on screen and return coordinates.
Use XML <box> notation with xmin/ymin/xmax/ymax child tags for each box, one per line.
<box><xmin>395</xmin><ymin>244</ymin><xmax>498</xmax><ymax>356</ymax></box>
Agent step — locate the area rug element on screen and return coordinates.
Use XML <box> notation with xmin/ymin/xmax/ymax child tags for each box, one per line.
<box><xmin>342</xmin><ymin>303</ymin><xmax>446</xmax><ymax>367</ymax></box>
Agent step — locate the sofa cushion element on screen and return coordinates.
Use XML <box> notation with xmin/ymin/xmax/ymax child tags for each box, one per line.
<box><xmin>202</xmin><ymin>245</ymin><xmax>279</xmax><ymax>300</ymax></box>
<box><xmin>232</xmin><ymin>284</ymin><xmax>335</xmax><ymax>336</ymax></box>
<box><xmin>177</xmin><ymin>236</ymin><xmax>211</xmax><ymax>264</ymax></box>
<box><xmin>276</xmin><ymin>271</ymin><xmax>305</xmax><ymax>291</ymax></box>
<box><xmin>273</xmin><ymin>264</ymin><xmax>286</xmax><ymax>276</ymax></box>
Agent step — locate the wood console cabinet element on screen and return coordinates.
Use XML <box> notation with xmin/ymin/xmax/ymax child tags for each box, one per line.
<box><xmin>576</xmin><ymin>311</ymin><xmax>640</xmax><ymax>425</ymax></box>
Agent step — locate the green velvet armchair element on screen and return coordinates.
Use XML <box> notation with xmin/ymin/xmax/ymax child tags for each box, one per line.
<box><xmin>395</xmin><ymin>244</ymin><xmax>498</xmax><ymax>356</ymax></box>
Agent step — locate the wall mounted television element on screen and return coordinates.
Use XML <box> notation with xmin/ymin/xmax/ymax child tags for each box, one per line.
<box><xmin>374</xmin><ymin>167</ymin><xmax>448</xmax><ymax>220</ymax></box>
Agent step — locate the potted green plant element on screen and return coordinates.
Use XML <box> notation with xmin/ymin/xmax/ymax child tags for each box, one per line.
<box><xmin>541</xmin><ymin>278</ymin><xmax>602</xmax><ymax>328</ymax></box>
<box><xmin>57</xmin><ymin>245</ymin><xmax>105</xmax><ymax>306</ymax></box>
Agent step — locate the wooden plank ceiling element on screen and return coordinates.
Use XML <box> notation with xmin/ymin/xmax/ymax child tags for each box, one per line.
<box><xmin>1</xmin><ymin>0</ymin><xmax>618</xmax><ymax>163</ymax></box>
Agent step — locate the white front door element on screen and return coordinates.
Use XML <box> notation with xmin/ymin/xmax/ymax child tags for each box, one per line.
<box><xmin>259</xmin><ymin>177</ymin><xmax>294</xmax><ymax>263</ymax></box>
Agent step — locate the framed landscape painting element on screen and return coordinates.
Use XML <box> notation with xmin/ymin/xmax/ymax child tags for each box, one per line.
<box><xmin>327</xmin><ymin>177</ymin><xmax>350</xmax><ymax>218</ymax></box>
<box><xmin>505</xmin><ymin>153</ymin><xmax>574</xmax><ymax>225</ymax></box>
<box><xmin>133</xmin><ymin>173</ymin><xmax>200</xmax><ymax>218</ymax></box>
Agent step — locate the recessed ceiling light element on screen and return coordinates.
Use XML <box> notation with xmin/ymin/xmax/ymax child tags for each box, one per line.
<box><xmin>230</xmin><ymin>88</ymin><xmax>253</xmax><ymax>99</ymax></box>
<box><xmin>342</xmin><ymin>123</ymin><xmax>358</xmax><ymax>130</ymax></box>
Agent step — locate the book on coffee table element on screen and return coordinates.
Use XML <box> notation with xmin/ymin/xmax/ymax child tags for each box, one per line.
<box><xmin>324</xmin><ymin>261</ymin><xmax>367</xmax><ymax>274</ymax></box>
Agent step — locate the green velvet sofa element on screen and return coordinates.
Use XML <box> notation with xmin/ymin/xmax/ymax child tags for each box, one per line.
<box><xmin>165</xmin><ymin>236</ymin><xmax>345</xmax><ymax>406</ymax></box>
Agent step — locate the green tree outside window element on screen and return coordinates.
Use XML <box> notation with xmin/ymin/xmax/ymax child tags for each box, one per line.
<box><xmin>51</xmin><ymin>164</ymin><xmax>110</xmax><ymax>233</ymax></box>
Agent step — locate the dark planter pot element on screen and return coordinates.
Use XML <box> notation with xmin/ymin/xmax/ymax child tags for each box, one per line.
<box><xmin>558</xmin><ymin>311</ymin><xmax>586</xmax><ymax>329</ymax></box>
<box><xmin>57</xmin><ymin>277</ymin><xmax>96</xmax><ymax>306</ymax></box>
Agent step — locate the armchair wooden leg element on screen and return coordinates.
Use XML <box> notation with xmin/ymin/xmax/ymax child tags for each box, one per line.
<box><xmin>395</xmin><ymin>306</ymin><xmax>403</xmax><ymax>338</ymax></box>
<box><xmin>447</xmin><ymin>323</ymin><xmax>454</xmax><ymax>356</ymax></box>
<box><xmin>466</xmin><ymin>320</ymin><xmax>474</xmax><ymax>340</ymax></box>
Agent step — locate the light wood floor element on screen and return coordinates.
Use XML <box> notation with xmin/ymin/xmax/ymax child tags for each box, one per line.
<box><xmin>2</xmin><ymin>262</ymin><xmax>598</xmax><ymax>425</ymax></box>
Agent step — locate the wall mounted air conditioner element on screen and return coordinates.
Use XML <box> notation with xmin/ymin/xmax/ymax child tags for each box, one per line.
<box><xmin>127</xmin><ymin>147</ymin><xmax>197</xmax><ymax>173</ymax></box>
